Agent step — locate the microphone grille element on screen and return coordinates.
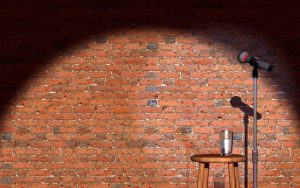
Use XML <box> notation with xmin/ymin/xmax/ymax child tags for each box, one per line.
<box><xmin>237</xmin><ymin>51</ymin><xmax>249</xmax><ymax>63</ymax></box>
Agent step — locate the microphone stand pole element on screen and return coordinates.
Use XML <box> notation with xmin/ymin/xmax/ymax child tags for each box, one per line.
<box><xmin>252</xmin><ymin>65</ymin><xmax>259</xmax><ymax>188</ymax></box>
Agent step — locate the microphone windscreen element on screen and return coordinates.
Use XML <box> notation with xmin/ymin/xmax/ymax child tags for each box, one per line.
<box><xmin>237</xmin><ymin>51</ymin><xmax>249</xmax><ymax>63</ymax></box>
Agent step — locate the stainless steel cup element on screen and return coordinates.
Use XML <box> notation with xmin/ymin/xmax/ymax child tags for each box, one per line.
<box><xmin>220</xmin><ymin>130</ymin><xmax>233</xmax><ymax>156</ymax></box>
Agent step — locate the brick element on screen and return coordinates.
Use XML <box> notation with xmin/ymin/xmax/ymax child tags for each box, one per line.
<box><xmin>214</xmin><ymin>99</ymin><xmax>225</xmax><ymax>107</ymax></box>
<box><xmin>144</xmin><ymin>140</ymin><xmax>159</xmax><ymax>147</ymax></box>
<box><xmin>164</xmin><ymin>36</ymin><xmax>176</xmax><ymax>44</ymax></box>
<box><xmin>13</xmin><ymin>134</ymin><xmax>35</xmax><ymax>141</ymax></box>
<box><xmin>179</xmin><ymin>127</ymin><xmax>192</xmax><ymax>134</ymax></box>
<box><xmin>233</xmin><ymin>133</ymin><xmax>243</xmax><ymax>141</ymax></box>
<box><xmin>76</xmin><ymin>126</ymin><xmax>90</xmax><ymax>133</ymax></box>
<box><xmin>2</xmin><ymin>133</ymin><xmax>12</xmax><ymax>141</ymax></box>
<box><xmin>73</xmin><ymin>106</ymin><xmax>96</xmax><ymax>113</ymax></box>
<box><xmin>0</xmin><ymin>177</ymin><xmax>12</xmax><ymax>185</ymax></box>
<box><xmin>147</xmin><ymin>99</ymin><xmax>158</xmax><ymax>106</ymax></box>
<box><xmin>27</xmin><ymin>170</ymin><xmax>51</xmax><ymax>176</ymax></box>
<box><xmin>126</xmin><ymin>139</ymin><xmax>145</xmax><ymax>148</ymax></box>
<box><xmin>145</xmin><ymin>71</ymin><xmax>157</xmax><ymax>78</ymax></box>
<box><xmin>147</xmin><ymin>43</ymin><xmax>158</xmax><ymax>51</ymax></box>
<box><xmin>159</xmin><ymin>100</ymin><xmax>181</xmax><ymax>106</ymax></box>
<box><xmin>163</xmin><ymin>133</ymin><xmax>175</xmax><ymax>140</ymax></box>
<box><xmin>145</xmin><ymin>85</ymin><xmax>158</xmax><ymax>92</ymax></box>
<box><xmin>0</xmin><ymin>163</ymin><xmax>12</xmax><ymax>169</ymax></box>
<box><xmin>125</xmin><ymin>43</ymin><xmax>146</xmax><ymax>50</ymax></box>
<box><xmin>143</xmin><ymin>134</ymin><xmax>163</xmax><ymax>140</ymax></box>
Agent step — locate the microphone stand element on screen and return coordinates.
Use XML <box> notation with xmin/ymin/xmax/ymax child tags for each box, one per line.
<box><xmin>252</xmin><ymin>64</ymin><xmax>259</xmax><ymax>188</ymax></box>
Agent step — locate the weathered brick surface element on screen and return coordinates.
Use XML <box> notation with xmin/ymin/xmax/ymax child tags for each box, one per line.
<box><xmin>0</xmin><ymin>0</ymin><xmax>299</xmax><ymax>187</ymax></box>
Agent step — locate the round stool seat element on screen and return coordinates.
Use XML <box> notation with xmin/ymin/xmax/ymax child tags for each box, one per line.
<box><xmin>191</xmin><ymin>154</ymin><xmax>245</xmax><ymax>188</ymax></box>
<box><xmin>191</xmin><ymin>154</ymin><xmax>245</xmax><ymax>163</ymax></box>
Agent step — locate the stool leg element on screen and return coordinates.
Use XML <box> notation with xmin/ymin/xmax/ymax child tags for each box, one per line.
<box><xmin>203</xmin><ymin>163</ymin><xmax>209</xmax><ymax>188</ymax></box>
<box><xmin>198</xmin><ymin>163</ymin><xmax>205</xmax><ymax>188</ymax></box>
<box><xmin>234</xmin><ymin>163</ymin><xmax>240</xmax><ymax>188</ymax></box>
<box><xmin>228</xmin><ymin>163</ymin><xmax>236</xmax><ymax>188</ymax></box>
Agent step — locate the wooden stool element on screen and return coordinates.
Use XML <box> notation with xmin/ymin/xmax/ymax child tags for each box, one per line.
<box><xmin>191</xmin><ymin>154</ymin><xmax>245</xmax><ymax>188</ymax></box>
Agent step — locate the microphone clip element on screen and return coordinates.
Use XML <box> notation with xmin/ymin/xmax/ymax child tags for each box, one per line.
<box><xmin>252</xmin><ymin>65</ymin><xmax>259</xmax><ymax>78</ymax></box>
<box><xmin>249</xmin><ymin>57</ymin><xmax>259</xmax><ymax>78</ymax></box>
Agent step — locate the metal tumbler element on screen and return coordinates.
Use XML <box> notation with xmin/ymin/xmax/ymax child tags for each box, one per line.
<box><xmin>220</xmin><ymin>130</ymin><xmax>233</xmax><ymax>156</ymax></box>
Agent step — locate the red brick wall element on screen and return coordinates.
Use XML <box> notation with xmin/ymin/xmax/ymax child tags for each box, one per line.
<box><xmin>0</xmin><ymin>0</ymin><xmax>299</xmax><ymax>187</ymax></box>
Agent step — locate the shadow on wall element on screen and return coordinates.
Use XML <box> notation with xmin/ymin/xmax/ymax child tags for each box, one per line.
<box><xmin>0</xmin><ymin>0</ymin><xmax>299</xmax><ymax>134</ymax></box>
<box><xmin>230</xmin><ymin>96</ymin><xmax>262</xmax><ymax>188</ymax></box>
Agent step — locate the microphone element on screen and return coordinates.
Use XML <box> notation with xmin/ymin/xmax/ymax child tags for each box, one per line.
<box><xmin>230</xmin><ymin>96</ymin><xmax>262</xmax><ymax>119</ymax></box>
<box><xmin>238</xmin><ymin>51</ymin><xmax>273</xmax><ymax>71</ymax></box>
